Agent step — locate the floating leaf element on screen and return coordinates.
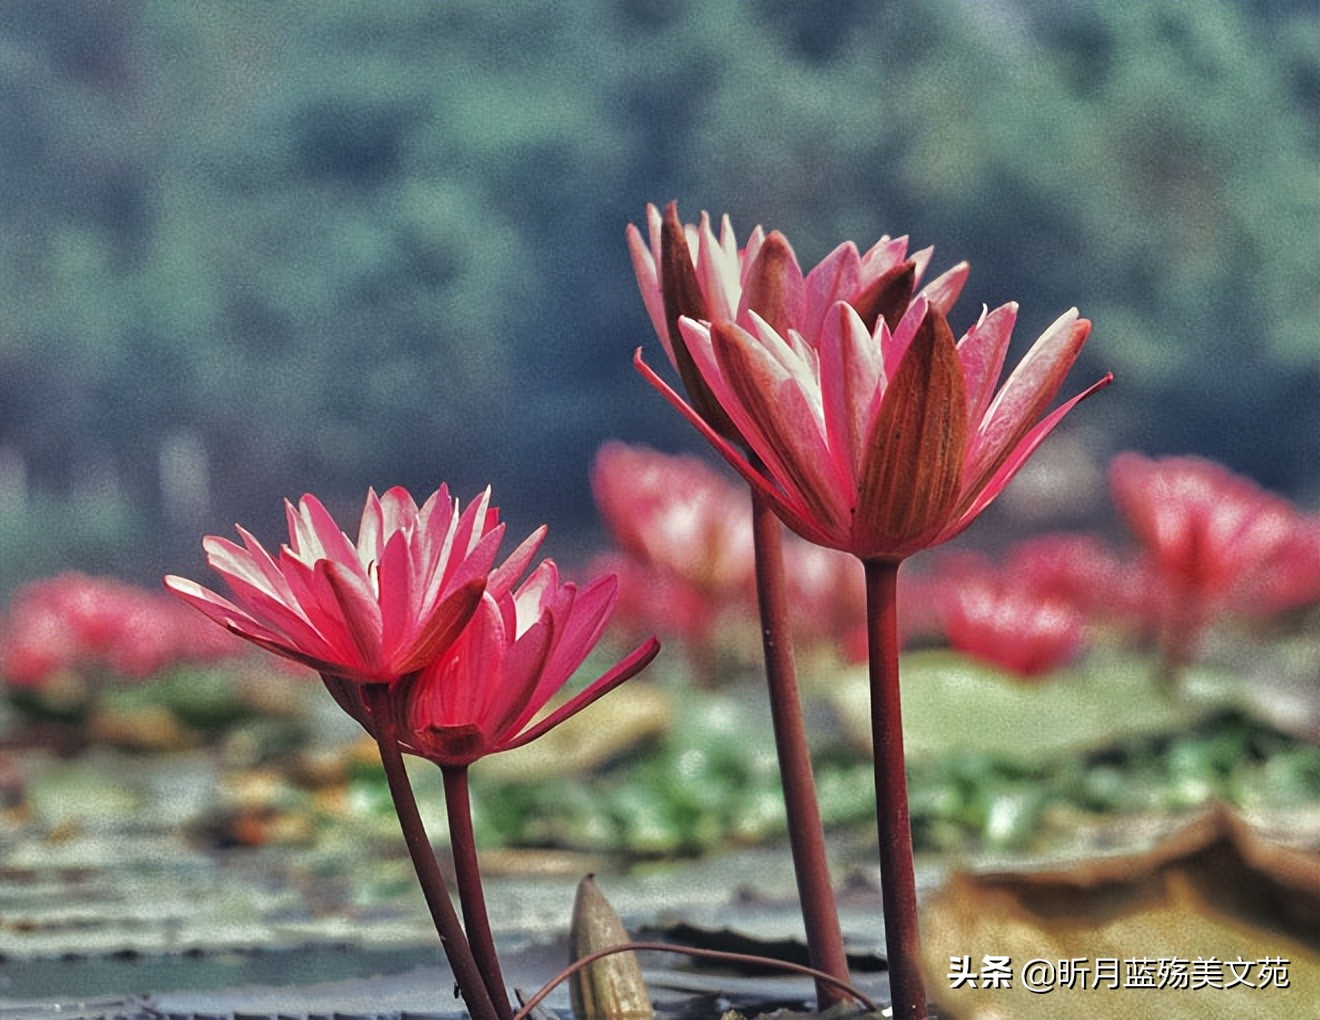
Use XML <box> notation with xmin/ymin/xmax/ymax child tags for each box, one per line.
<box><xmin>831</xmin><ymin>650</ymin><xmax>1222</xmax><ymax>767</ymax></box>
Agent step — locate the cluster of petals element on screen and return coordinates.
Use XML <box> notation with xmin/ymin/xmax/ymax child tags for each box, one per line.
<box><xmin>632</xmin><ymin>203</ymin><xmax>1109</xmax><ymax>562</ymax></box>
<box><xmin>168</xmin><ymin>485</ymin><xmax>660</xmax><ymax>765</ymax></box>
<box><xmin>165</xmin><ymin>486</ymin><xmax>543</xmax><ymax>686</ymax></box>
<box><xmin>1109</xmin><ymin>453</ymin><xmax>1320</xmax><ymax>623</ymax></box>
<box><xmin>1</xmin><ymin>572</ymin><xmax>242</xmax><ymax>688</ymax></box>
<box><xmin>591</xmin><ymin>441</ymin><xmax>753</xmax><ymax>600</ymax></box>
<box><xmin>628</xmin><ymin>201</ymin><xmax>968</xmax><ymax>442</ymax></box>
<box><xmin>391</xmin><ymin>561</ymin><xmax>657</xmax><ymax>767</ymax></box>
<box><xmin>928</xmin><ymin>552</ymin><xmax>1085</xmax><ymax>679</ymax></box>
<box><xmin>640</xmin><ymin>295</ymin><xmax>1105</xmax><ymax>561</ymax></box>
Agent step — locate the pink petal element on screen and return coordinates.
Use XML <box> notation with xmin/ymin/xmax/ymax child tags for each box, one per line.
<box><xmin>164</xmin><ymin>575</ymin><xmax>278</xmax><ymax>646</ymax></box>
<box><xmin>633</xmin><ymin>348</ymin><xmax>837</xmax><ymax>550</ymax></box>
<box><xmin>202</xmin><ymin>564</ymin><xmax>339</xmax><ymax>660</ymax></box>
<box><xmin>858</xmin><ymin>235</ymin><xmax>908</xmax><ymax>278</ymax></box>
<box><xmin>736</xmin><ymin>231</ymin><xmax>806</xmax><ymax>338</ymax></box>
<box><xmin>962</xmin><ymin>311</ymin><xmax>1091</xmax><ymax>498</ymax></box>
<box><xmin>203</xmin><ymin>534</ymin><xmax>287</xmax><ymax>602</ymax></box>
<box><xmin>396</xmin><ymin>574</ymin><xmax>487</xmax><ymax>676</ymax></box>
<box><xmin>818</xmin><ymin>301</ymin><xmax>880</xmax><ymax>495</ymax></box>
<box><xmin>375</xmin><ymin>529</ymin><xmax>414</xmax><ymax>657</ymax></box>
<box><xmin>303</xmin><ymin>493</ymin><xmax>364</xmax><ymax>575</ymax></box>
<box><xmin>500</xmin><ymin>636</ymin><xmax>661</xmax><ymax>753</ymax></box>
<box><xmin>855</xmin><ymin>306</ymin><xmax>968</xmax><ymax>558</ymax></box>
<box><xmin>948</xmin><ymin>372</ymin><xmax>1112</xmax><ymax>538</ymax></box>
<box><xmin>694</xmin><ymin>214</ymin><xmax>736</xmax><ymax>324</ymax></box>
<box><xmin>488</xmin><ymin>525</ymin><xmax>548</xmax><ymax>598</ymax></box>
<box><xmin>880</xmin><ymin>295</ymin><xmax>929</xmax><ymax>383</ymax></box>
<box><xmin>802</xmin><ymin>241</ymin><xmax>862</xmax><ymax>339</ymax></box>
<box><xmin>956</xmin><ymin>303</ymin><xmax>1017</xmax><ymax>427</ymax></box>
<box><xmin>485</xmin><ymin>611</ymin><xmax>555</xmax><ymax>742</ymax></box>
<box><xmin>626</xmin><ymin>218</ymin><xmax>671</xmax><ymax>361</ymax></box>
<box><xmin>919</xmin><ymin>260</ymin><xmax>971</xmax><ymax>315</ymax></box>
<box><xmin>708</xmin><ymin>320</ymin><xmax>849</xmax><ymax>536</ymax></box>
<box><xmin>314</xmin><ymin>559</ymin><xmax>382</xmax><ymax>670</ymax></box>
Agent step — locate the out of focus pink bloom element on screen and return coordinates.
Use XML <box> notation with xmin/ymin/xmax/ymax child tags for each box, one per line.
<box><xmin>1</xmin><ymin>572</ymin><xmax>245</xmax><ymax>688</ymax></box>
<box><xmin>1109</xmin><ymin>454</ymin><xmax>1320</xmax><ymax>637</ymax></box>
<box><xmin>931</xmin><ymin>554</ymin><xmax>1084</xmax><ymax>679</ymax></box>
<box><xmin>592</xmin><ymin>441</ymin><xmax>753</xmax><ymax>600</ymax></box>
<box><xmin>585</xmin><ymin>551</ymin><xmax>711</xmax><ymax>649</ymax></box>
<box><xmin>781</xmin><ymin>539</ymin><xmax>867</xmax><ymax>662</ymax></box>
<box><xmin>167</xmin><ymin>486</ymin><xmax>541</xmax><ymax>685</ymax></box>
<box><xmin>999</xmin><ymin>532</ymin><xmax>1145</xmax><ymax>623</ymax></box>
<box><xmin>392</xmin><ymin>562</ymin><xmax>658</xmax><ymax>767</ymax></box>
<box><xmin>591</xmin><ymin>443</ymin><xmax>754</xmax><ymax>683</ymax></box>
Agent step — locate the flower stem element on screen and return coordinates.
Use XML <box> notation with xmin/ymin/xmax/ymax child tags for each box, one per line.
<box><xmin>515</xmin><ymin>941</ymin><xmax>877</xmax><ymax>1020</ymax></box>
<box><xmin>863</xmin><ymin>559</ymin><xmax>927</xmax><ymax>1019</ymax></box>
<box><xmin>750</xmin><ymin>488</ymin><xmax>851</xmax><ymax>1008</ymax></box>
<box><xmin>442</xmin><ymin>764</ymin><xmax>513</xmax><ymax>1019</ymax></box>
<box><xmin>363</xmin><ymin>684</ymin><xmax>499</xmax><ymax>1020</ymax></box>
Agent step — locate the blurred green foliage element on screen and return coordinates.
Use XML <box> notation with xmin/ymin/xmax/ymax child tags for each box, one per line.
<box><xmin>0</xmin><ymin>0</ymin><xmax>1315</xmax><ymax>595</ymax></box>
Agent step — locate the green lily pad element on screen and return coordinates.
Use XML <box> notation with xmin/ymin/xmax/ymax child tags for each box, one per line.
<box><xmin>832</xmin><ymin>650</ymin><xmax>1226</xmax><ymax>768</ymax></box>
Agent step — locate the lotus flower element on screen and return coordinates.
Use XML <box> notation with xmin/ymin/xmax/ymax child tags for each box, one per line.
<box><xmin>165</xmin><ymin>486</ymin><xmax>542</xmax><ymax>685</ymax></box>
<box><xmin>638</xmin><ymin>290</ymin><xmax>1109</xmax><ymax>562</ymax></box>
<box><xmin>391</xmin><ymin>560</ymin><xmax>659</xmax><ymax>767</ymax></box>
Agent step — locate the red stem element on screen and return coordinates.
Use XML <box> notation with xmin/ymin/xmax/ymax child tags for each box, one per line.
<box><xmin>363</xmin><ymin>684</ymin><xmax>499</xmax><ymax>1020</ymax></box>
<box><xmin>442</xmin><ymin>764</ymin><xmax>513</xmax><ymax>1019</ymax></box>
<box><xmin>863</xmin><ymin>559</ymin><xmax>927</xmax><ymax>1019</ymax></box>
<box><xmin>750</xmin><ymin>488</ymin><xmax>852</xmax><ymax>1007</ymax></box>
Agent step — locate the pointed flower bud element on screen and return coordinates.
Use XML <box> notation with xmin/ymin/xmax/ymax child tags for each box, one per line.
<box><xmin>569</xmin><ymin>875</ymin><xmax>653</xmax><ymax>1019</ymax></box>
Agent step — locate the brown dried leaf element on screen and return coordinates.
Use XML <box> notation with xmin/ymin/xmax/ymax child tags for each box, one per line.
<box><xmin>923</xmin><ymin>806</ymin><xmax>1320</xmax><ymax>1019</ymax></box>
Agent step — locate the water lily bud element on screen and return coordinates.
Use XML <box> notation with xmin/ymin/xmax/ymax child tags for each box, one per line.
<box><xmin>569</xmin><ymin>874</ymin><xmax>653</xmax><ymax>1019</ymax></box>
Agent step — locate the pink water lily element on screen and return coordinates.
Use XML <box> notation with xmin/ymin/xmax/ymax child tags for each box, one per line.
<box><xmin>638</xmin><ymin>295</ymin><xmax>1109</xmax><ymax>562</ymax></box>
<box><xmin>628</xmin><ymin>201</ymin><xmax>969</xmax><ymax>441</ymax></box>
<box><xmin>394</xmin><ymin>561</ymin><xmax>659</xmax><ymax>767</ymax></box>
<box><xmin>165</xmin><ymin>485</ymin><xmax>543</xmax><ymax>685</ymax></box>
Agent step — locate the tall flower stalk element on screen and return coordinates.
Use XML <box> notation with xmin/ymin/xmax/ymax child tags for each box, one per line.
<box><xmin>863</xmin><ymin>559</ymin><xmax>922</xmax><ymax>1015</ymax></box>
<box><xmin>364</xmin><ymin>683</ymin><xmax>500</xmax><ymax>1020</ymax></box>
<box><xmin>634</xmin><ymin>203</ymin><xmax>1109</xmax><ymax>1019</ymax></box>
<box><xmin>749</xmin><ymin>481</ymin><xmax>851</xmax><ymax>1000</ymax></box>
<box><xmin>442</xmin><ymin>763</ymin><xmax>511</xmax><ymax>1016</ymax></box>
